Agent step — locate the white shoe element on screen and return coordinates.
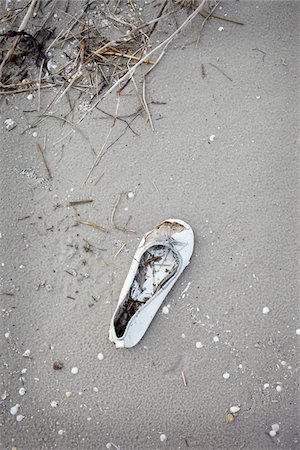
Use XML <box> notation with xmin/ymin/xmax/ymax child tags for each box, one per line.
<box><xmin>109</xmin><ymin>219</ymin><xmax>194</xmax><ymax>348</ymax></box>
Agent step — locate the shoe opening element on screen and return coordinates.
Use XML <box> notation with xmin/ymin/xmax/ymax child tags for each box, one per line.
<box><xmin>114</xmin><ymin>244</ymin><xmax>179</xmax><ymax>338</ymax></box>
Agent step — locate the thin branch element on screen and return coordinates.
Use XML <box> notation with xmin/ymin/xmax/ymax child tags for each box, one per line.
<box><xmin>36</xmin><ymin>142</ymin><xmax>52</xmax><ymax>179</ymax></box>
<box><xmin>84</xmin><ymin>93</ymin><xmax>120</xmax><ymax>184</ymax></box>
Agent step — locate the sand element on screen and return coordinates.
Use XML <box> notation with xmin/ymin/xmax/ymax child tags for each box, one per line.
<box><xmin>0</xmin><ymin>0</ymin><xmax>299</xmax><ymax>449</ymax></box>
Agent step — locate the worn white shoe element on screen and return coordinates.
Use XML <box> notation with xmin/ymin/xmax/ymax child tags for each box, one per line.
<box><xmin>109</xmin><ymin>219</ymin><xmax>194</xmax><ymax>348</ymax></box>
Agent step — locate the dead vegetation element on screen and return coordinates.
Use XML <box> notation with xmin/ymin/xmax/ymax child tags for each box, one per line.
<box><xmin>0</xmin><ymin>0</ymin><xmax>244</xmax><ymax>127</ymax></box>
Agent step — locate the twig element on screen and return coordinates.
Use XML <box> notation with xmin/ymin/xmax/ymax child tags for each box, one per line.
<box><xmin>37</xmin><ymin>59</ymin><xmax>45</xmax><ymax>111</ymax></box>
<box><xmin>69</xmin><ymin>199</ymin><xmax>93</xmax><ymax>205</ymax></box>
<box><xmin>208</xmin><ymin>62</ymin><xmax>233</xmax><ymax>82</ymax></box>
<box><xmin>36</xmin><ymin>143</ymin><xmax>52</xmax><ymax>179</ymax></box>
<box><xmin>75</xmin><ymin>219</ymin><xmax>108</xmax><ymax>233</ymax></box>
<box><xmin>84</xmin><ymin>93</ymin><xmax>120</xmax><ymax>184</ymax></box>
<box><xmin>110</xmin><ymin>193</ymin><xmax>136</xmax><ymax>234</ymax></box>
<box><xmin>115</xmin><ymin>242</ymin><xmax>126</xmax><ymax>257</ymax></box>
<box><xmin>199</xmin><ymin>1</ymin><xmax>244</xmax><ymax>25</ymax></box>
<box><xmin>0</xmin><ymin>0</ymin><xmax>38</xmax><ymax>80</ymax></box>
<box><xmin>181</xmin><ymin>370</ymin><xmax>187</xmax><ymax>387</ymax></box>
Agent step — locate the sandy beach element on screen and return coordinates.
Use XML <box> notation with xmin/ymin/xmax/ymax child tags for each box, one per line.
<box><xmin>0</xmin><ymin>0</ymin><xmax>299</xmax><ymax>449</ymax></box>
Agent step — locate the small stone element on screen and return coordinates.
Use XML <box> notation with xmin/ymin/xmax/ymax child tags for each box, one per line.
<box><xmin>160</xmin><ymin>434</ymin><xmax>167</xmax><ymax>442</ymax></box>
<box><xmin>93</xmin><ymin>387</ymin><xmax>98</xmax><ymax>393</ymax></box>
<box><xmin>218</xmin><ymin>26</ymin><xmax>224</xmax><ymax>31</ymax></box>
<box><xmin>58</xmin><ymin>430</ymin><xmax>64</xmax><ymax>435</ymax></box>
<box><xmin>262</xmin><ymin>306</ymin><xmax>270</xmax><ymax>314</ymax></box>
<box><xmin>71</xmin><ymin>367</ymin><xmax>78</xmax><ymax>374</ymax></box>
<box><xmin>226</xmin><ymin>413</ymin><xmax>234</xmax><ymax>424</ymax></box>
<box><xmin>209</xmin><ymin>134</ymin><xmax>216</xmax><ymax>142</ymax></box>
<box><xmin>223</xmin><ymin>372</ymin><xmax>230</xmax><ymax>380</ymax></box>
<box><xmin>269</xmin><ymin>430</ymin><xmax>276</xmax><ymax>437</ymax></box>
<box><xmin>5</xmin><ymin>332</ymin><xmax>10</xmax><ymax>338</ymax></box>
<box><xmin>106</xmin><ymin>444</ymin><xmax>112</xmax><ymax>449</ymax></box>
<box><xmin>10</xmin><ymin>405</ymin><xmax>19</xmax><ymax>415</ymax></box>
<box><xmin>65</xmin><ymin>391</ymin><xmax>72</xmax><ymax>398</ymax></box>
<box><xmin>19</xmin><ymin>387</ymin><xmax>26</xmax><ymax>396</ymax></box>
<box><xmin>53</xmin><ymin>360</ymin><xmax>64</xmax><ymax>370</ymax></box>
<box><xmin>16</xmin><ymin>414</ymin><xmax>25</xmax><ymax>422</ymax></box>
<box><xmin>272</xmin><ymin>424</ymin><xmax>280</xmax><ymax>432</ymax></box>
<box><xmin>32</xmin><ymin>131</ymin><xmax>38</xmax><ymax>138</ymax></box>
<box><xmin>276</xmin><ymin>385</ymin><xmax>282</xmax><ymax>392</ymax></box>
<box><xmin>263</xmin><ymin>383</ymin><xmax>270</xmax><ymax>389</ymax></box>
<box><xmin>162</xmin><ymin>306</ymin><xmax>169</xmax><ymax>314</ymax></box>
<box><xmin>213</xmin><ymin>336</ymin><xmax>219</xmax><ymax>342</ymax></box>
<box><xmin>196</xmin><ymin>341</ymin><xmax>203</xmax><ymax>348</ymax></box>
<box><xmin>51</xmin><ymin>400</ymin><xmax>58</xmax><ymax>407</ymax></box>
<box><xmin>127</xmin><ymin>191</ymin><xmax>134</xmax><ymax>199</ymax></box>
<box><xmin>22</xmin><ymin>349</ymin><xmax>31</xmax><ymax>358</ymax></box>
<box><xmin>27</xmin><ymin>93</ymin><xmax>33</xmax><ymax>100</ymax></box>
<box><xmin>296</xmin><ymin>328</ymin><xmax>300</xmax><ymax>336</ymax></box>
<box><xmin>97</xmin><ymin>352</ymin><xmax>104</xmax><ymax>361</ymax></box>
<box><xmin>229</xmin><ymin>406</ymin><xmax>240</xmax><ymax>413</ymax></box>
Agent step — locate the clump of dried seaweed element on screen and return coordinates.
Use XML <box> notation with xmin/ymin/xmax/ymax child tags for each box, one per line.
<box><xmin>0</xmin><ymin>0</ymin><xmax>243</xmax><ymax>104</ymax></box>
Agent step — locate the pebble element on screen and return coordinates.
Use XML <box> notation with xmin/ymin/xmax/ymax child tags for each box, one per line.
<box><xmin>65</xmin><ymin>391</ymin><xmax>72</xmax><ymax>398</ymax></box>
<box><xmin>276</xmin><ymin>385</ymin><xmax>282</xmax><ymax>392</ymax></box>
<box><xmin>97</xmin><ymin>353</ymin><xmax>104</xmax><ymax>361</ymax></box>
<box><xmin>93</xmin><ymin>387</ymin><xmax>99</xmax><ymax>393</ymax></box>
<box><xmin>160</xmin><ymin>434</ymin><xmax>167</xmax><ymax>442</ymax></box>
<box><xmin>213</xmin><ymin>336</ymin><xmax>219</xmax><ymax>342</ymax></box>
<box><xmin>32</xmin><ymin>132</ymin><xmax>38</xmax><ymax>138</ymax></box>
<box><xmin>296</xmin><ymin>328</ymin><xmax>300</xmax><ymax>336</ymax></box>
<box><xmin>223</xmin><ymin>372</ymin><xmax>230</xmax><ymax>380</ymax></box>
<box><xmin>262</xmin><ymin>306</ymin><xmax>270</xmax><ymax>314</ymax></box>
<box><xmin>218</xmin><ymin>26</ymin><xmax>224</xmax><ymax>31</ymax></box>
<box><xmin>58</xmin><ymin>430</ymin><xmax>64</xmax><ymax>435</ymax></box>
<box><xmin>4</xmin><ymin>332</ymin><xmax>10</xmax><ymax>338</ymax></box>
<box><xmin>209</xmin><ymin>134</ymin><xmax>216</xmax><ymax>142</ymax></box>
<box><xmin>19</xmin><ymin>387</ymin><xmax>26</xmax><ymax>396</ymax></box>
<box><xmin>127</xmin><ymin>191</ymin><xmax>134</xmax><ymax>199</ymax></box>
<box><xmin>272</xmin><ymin>424</ymin><xmax>280</xmax><ymax>432</ymax></box>
<box><xmin>196</xmin><ymin>341</ymin><xmax>203</xmax><ymax>348</ymax></box>
<box><xmin>22</xmin><ymin>349</ymin><xmax>31</xmax><ymax>358</ymax></box>
<box><xmin>71</xmin><ymin>367</ymin><xmax>78</xmax><ymax>374</ymax></box>
<box><xmin>10</xmin><ymin>405</ymin><xmax>19</xmax><ymax>415</ymax></box>
<box><xmin>27</xmin><ymin>93</ymin><xmax>33</xmax><ymax>100</ymax></box>
<box><xmin>269</xmin><ymin>430</ymin><xmax>276</xmax><ymax>437</ymax></box>
<box><xmin>162</xmin><ymin>306</ymin><xmax>169</xmax><ymax>314</ymax></box>
<box><xmin>53</xmin><ymin>360</ymin><xmax>64</xmax><ymax>370</ymax></box>
<box><xmin>16</xmin><ymin>414</ymin><xmax>25</xmax><ymax>422</ymax></box>
<box><xmin>51</xmin><ymin>400</ymin><xmax>58</xmax><ymax>407</ymax></box>
<box><xmin>263</xmin><ymin>383</ymin><xmax>270</xmax><ymax>389</ymax></box>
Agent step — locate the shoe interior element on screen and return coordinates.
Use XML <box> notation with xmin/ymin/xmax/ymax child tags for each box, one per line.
<box><xmin>114</xmin><ymin>244</ymin><xmax>179</xmax><ymax>338</ymax></box>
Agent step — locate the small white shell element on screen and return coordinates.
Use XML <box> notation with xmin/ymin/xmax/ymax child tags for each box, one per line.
<box><xmin>19</xmin><ymin>387</ymin><xmax>26</xmax><ymax>396</ymax></box>
<box><xmin>229</xmin><ymin>406</ymin><xmax>240</xmax><ymax>413</ymax></box>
